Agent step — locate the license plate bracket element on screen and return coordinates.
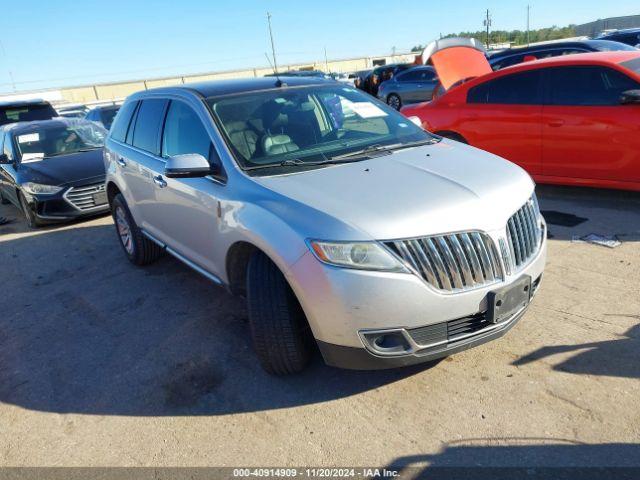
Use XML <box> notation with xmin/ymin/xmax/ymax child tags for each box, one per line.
<box><xmin>93</xmin><ymin>191</ymin><xmax>108</xmax><ymax>206</ymax></box>
<box><xmin>488</xmin><ymin>276</ymin><xmax>531</xmax><ymax>324</ymax></box>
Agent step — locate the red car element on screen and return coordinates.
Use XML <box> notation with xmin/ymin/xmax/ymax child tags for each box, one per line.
<box><xmin>404</xmin><ymin>46</ymin><xmax>640</xmax><ymax>191</ymax></box>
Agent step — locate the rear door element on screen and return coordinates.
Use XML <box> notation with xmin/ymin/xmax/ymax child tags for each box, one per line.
<box><xmin>460</xmin><ymin>69</ymin><xmax>544</xmax><ymax>175</ymax></box>
<box><xmin>118</xmin><ymin>98</ymin><xmax>170</xmax><ymax>239</ymax></box>
<box><xmin>542</xmin><ymin>65</ymin><xmax>640</xmax><ymax>183</ymax></box>
<box><xmin>397</xmin><ymin>69</ymin><xmax>438</xmax><ymax>103</ymax></box>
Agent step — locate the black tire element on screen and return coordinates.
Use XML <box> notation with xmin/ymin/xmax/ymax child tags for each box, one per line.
<box><xmin>436</xmin><ymin>131</ymin><xmax>468</xmax><ymax>144</ymax></box>
<box><xmin>111</xmin><ymin>193</ymin><xmax>162</xmax><ymax>266</ymax></box>
<box><xmin>18</xmin><ymin>192</ymin><xmax>43</xmax><ymax>228</ymax></box>
<box><xmin>387</xmin><ymin>93</ymin><xmax>402</xmax><ymax>110</ymax></box>
<box><xmin>246</xmin><ymin>251</ymin><xmax>312</xmax><ymax>375</ymax></box>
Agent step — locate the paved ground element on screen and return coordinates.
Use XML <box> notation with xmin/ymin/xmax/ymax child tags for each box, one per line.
<box><xmin>0</xmin><ymin>185</ymin><xmax>638</xmax><ymax>468</ymax></box>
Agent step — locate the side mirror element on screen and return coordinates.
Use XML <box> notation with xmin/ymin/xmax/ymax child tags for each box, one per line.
<box><xmin>164</xmin><ymin>154</ymin><xmax>217</xmax><ymax>178</ymax></box>
<box><xmin>0</xmin><ymin>153</ymin><xmax>10</xmax><ymax>164</ymax></box>
<box><xmin>620</xmin><ymin>90</ymin><xmax>640</xmax><ymax>105</ymax></box>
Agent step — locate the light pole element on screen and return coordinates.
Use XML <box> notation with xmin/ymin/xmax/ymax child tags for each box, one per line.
<box><xmin>527</xmin><ymin>5</ymin><xmax>531</xmax><ymax>46</ymax></box>
<box><xmin>0</xmin><ymin>37</ymin><xmax>16</xmax><ymax>92</ymax></box>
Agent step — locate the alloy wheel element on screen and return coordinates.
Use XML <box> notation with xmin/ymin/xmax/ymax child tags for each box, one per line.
<box><xmin>115</xmin><ymin>206</ymin><xmax>134</xmax><ymax>255</ymax></box>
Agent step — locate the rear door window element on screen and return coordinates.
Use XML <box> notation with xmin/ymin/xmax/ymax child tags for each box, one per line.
<box><xmin>468</xmin><ymin>70</ymin><xmax>542</xmax><ymax>105</ymax></box>
<box><xmin>110</xmin><ymin>101</ymin><xmax>138</xmax><ymax>142</ymax></box>
<box><xmin>131</xmin><ymin>99</ymin><xmax>168</xmax><ymax>154</ymax></box>
<box><xmin>546</xmin><ymin>66</ymin><xmax>640</xmax><ymax>106</ymax></box>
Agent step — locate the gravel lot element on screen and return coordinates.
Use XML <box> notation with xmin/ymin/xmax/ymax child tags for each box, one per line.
<box><xmin>0</xmin><ymin>185</ymin><xmax>638</xmax><ymax>468</ymax></box>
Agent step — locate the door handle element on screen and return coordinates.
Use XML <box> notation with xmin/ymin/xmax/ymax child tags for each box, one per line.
<box><xmin>153</xmin><ymin>175</ymin><xmax>167</xmax><ymax>188</ymax></box>
<box><xmin>548</xmin><ymin>120</ymin><xmax>565</xmax><ymax>128</ymax></box>
<box><xmin>116</xmin><ymin>157</ymin><xmax>127</xmax><ymax>167</ymax></box>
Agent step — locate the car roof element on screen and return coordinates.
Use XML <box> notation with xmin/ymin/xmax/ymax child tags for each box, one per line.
<box><xmin>514</xmin><ymin>50</ymin><xmax>640</xmax><ymax>67</ymax></box>
<box><xmin>0</xmin><ymin>99</ymin><xmax>51</xmax><ymax>108</ymax></box>
<box><xmin>599</xmin><ymin>28</ymin><xmax>640</xmax><ymax>36</ymax></box>
<box><xmin>139</xmin><ymin>76</ymin><xmax>337</xmax><ymax>99</ymax></box>
<box><xmin>488</xmin><ymin>39</ymin><xmax>617</xmax><ymax>58</ymax></box>
<box><xmin>0</xmin><ymin>117</ymin><xmax>95</xmax><ymax>135</ymax></box>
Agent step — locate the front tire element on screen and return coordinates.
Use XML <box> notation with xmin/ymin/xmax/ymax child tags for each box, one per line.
<box><xmin>387</xmin><ymin>93</ymin><xmax>402</xmax><ymax>110</ymax></box>
<box><xmin>246</xmin><ymin>251</ymin><xmax>312</xmax><ymax>375</ymax></box>
<box><xmin>111</xmin><ymin>193</ymin><xmax>162</xmax><ymax>266</ymax></box>
<box><xmin>18</xmin><ymin>192</ymin><xmax>43</xmax><ymax>228</ymax></box>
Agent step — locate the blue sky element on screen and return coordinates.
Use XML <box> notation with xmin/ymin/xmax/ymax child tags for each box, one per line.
<box><xmin>0</xmin><ymin>0</ymin><xmax>638</xmax><ymax>93</ymax></box>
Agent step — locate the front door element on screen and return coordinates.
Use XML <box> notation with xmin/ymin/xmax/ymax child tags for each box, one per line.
<box><xmin>542</xmin><ymin>65</ymin><xmax>640</xmax><ymax>183</ymax></box>
<box><xmin>460</xmin><ymin>69</ymin><xmax>544</xmax><ymax>175</ymax></box>
<box><xmin>153</xmin><ymin>100</ymin><xmax>224</xmax><ymax>277</ymax></box>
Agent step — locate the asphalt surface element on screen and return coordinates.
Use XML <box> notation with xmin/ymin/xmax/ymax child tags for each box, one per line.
<box><xmin>0</xmin><ymin>185</ymin><xmax>638</xmax><ymax>468</ymax></box>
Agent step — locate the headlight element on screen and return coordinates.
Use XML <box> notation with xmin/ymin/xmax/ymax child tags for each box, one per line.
<box><xmin>22</xmin><ymin>182</ymin><xmax>63</xmax><ymax>195</ymax></box>
<box><xmin>308</xmin><ymin>240</ymin><xmax>407</xmax><ymax>272</ymax></box>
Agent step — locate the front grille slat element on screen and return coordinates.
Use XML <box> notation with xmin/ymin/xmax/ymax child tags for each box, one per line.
<box><xmin>65</xmin><ymin>182</ymin><xmax>106</xmax><ymax>211</ymax></box>
<box><xmin>387</xmin><ymin>231</ymin><xmax>502</xmax><ymax>293</ymax></box>
<box><xmin>506</xmin><ymin>197</ymin><xmax>542</xmax><ymax>270</ymax></box>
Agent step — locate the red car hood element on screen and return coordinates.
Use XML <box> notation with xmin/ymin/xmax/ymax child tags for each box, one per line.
<box><xmin>422</xmin><ymin>37</ymin><xmax>492</xmax><ymax>90</ymax></box>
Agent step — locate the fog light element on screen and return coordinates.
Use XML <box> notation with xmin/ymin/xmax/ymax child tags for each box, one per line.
<box><xmin>362</xmin><ymin>330</ymin><xmax>413</xmax><ymax>356</ymax></box>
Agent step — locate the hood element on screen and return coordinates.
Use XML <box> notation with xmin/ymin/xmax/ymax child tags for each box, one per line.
<box><xmin>422</xmin><ymin>37</ymin><xmax>492</xmax><ymax>90</ymax></box>
<box><xmin>18</xmin><ymin>149</ymin><xmax>106</xmax><ymax>186</ymax></box>
<box><xmin>254</xmin><ymin>141</ymin><xmax>535</xmax><ymax>241</ymax></box>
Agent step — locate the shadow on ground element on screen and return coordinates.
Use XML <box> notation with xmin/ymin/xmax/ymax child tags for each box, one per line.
<box><xmin>387</xmin><ymin>442</ymin><xmax>640</xmax><ymax>477</ymax></box>
<box><xmin>536</xmin><ymin>185</ymin><xmax>640</xmax><ymax>243</ymax></box>
<box><xmin>512</xmin><ymin>323</ymin><xmax>640</xmax><ymax>379</ymax></box>
<box><xmin>0</xmin><ymin>223</ymin><xmax>432</xmax><ymax>416</ymax></box>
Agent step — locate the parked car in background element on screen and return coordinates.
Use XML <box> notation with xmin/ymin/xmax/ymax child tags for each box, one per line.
<box><xmin>0</xmin><ymin>99</ymin><xmax>58</xmax><ymax>127</ymax></box>
<box><xmin>353</xmin><ymin>69</ymin><xmax>372</xmax><ymax>90</ymax></box>
<box><xmin>104</xmin><ymin>77</ymin><xmax>546</xmax><ymax>374</ymax></box>
<box><xmin>56</xmin><ymin>104</ymin><xmax>89</xmax><ymax>119</ymax></box>
<box><xmin>377</xmin><ymin>66</ymin><xmax>438</xmax><ymax>110</ymax></box>
<box><xmin>403</xmin><ymin>49</ymin><xmax>640</xmax><ymax>191</ymax></box>
<box><xmin>265</xmin><ymin>70</ymin><xmax>328</xmax><ymax>78</ymax></box>
<box><xmin>0</xmin><ymin>118</ymin><xmax>109</xmax><ymax>227</ymax></box>
<box><xmin>85</xmin><ymin>104</ymin><xmax>121</xmax><ymax>130</ymax></box>
<box><xmin>597</xmin><ymin>28</ymin><xmax>640</xmax><ymax>48</ymax></box>
<box><xmin>488</xmin><ymin>39</ymin><xmax>638</xmax><ymax>70</ymax></box>
<box><xmin>363</xmin><ymin>63</ymin><xmax>414</xmax><ymax>97</ymax></box>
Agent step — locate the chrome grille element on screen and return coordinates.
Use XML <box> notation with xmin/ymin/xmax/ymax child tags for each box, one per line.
<box><xmin>386</xmin><ymin>232</ymin><xmax>504</xmax><ymax>293</ymax></box>
<box><xmin>506</xmin><ymin>198</ymin><xmax>542</xmax><ymax>272</ymax></box>
<box><xmin>65</xmin><ymin>183</ymin><xmax>107</xmax><ymax>211</ymax></box>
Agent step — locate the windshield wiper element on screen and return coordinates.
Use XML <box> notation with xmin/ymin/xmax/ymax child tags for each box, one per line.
<box><xmin>330</xmin><ymin>138</ymin><xmax>440</xmax><ymax>161</ymax></box>
<box><xmin>244</xmin><ymin>157</ymin><xmax>367</xmax><ymax>171</ymax></box>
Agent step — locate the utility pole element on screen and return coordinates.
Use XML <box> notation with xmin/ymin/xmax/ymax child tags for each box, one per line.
<box><xmin>266</xmin><ymin>12</ymin><xmax>278</xmax><ymax>74</ymax></box>
<box><xmin>0</xmin><ymin>37</ymin><xmax>16</xmax><ymax>92</ymax></box>
<box><xmin>483</xmin><ymin>10</ymin><xmax>492</xmax><ymax>49</ymax></box>
<box><xmin>527</xmin><ymin>5</ymin><xmax>531</xmax><ymax>46</ymax></box>
<box><xmin>324</xmin><ymin>47</ymin><xmax>329</xmax><ymax>73</ymax></box>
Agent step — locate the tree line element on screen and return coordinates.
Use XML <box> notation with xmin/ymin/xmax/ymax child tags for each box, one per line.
<box><xmin>411</xmin><ymin>25</ymin><xmax>578</xmax><ymax>51</ymax></box>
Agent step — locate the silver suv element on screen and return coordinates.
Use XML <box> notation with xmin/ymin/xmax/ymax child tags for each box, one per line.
<box><xmin>105</xmin><ymin>77</ymin><xmax>547</xmax><ymax>374</ymax></box>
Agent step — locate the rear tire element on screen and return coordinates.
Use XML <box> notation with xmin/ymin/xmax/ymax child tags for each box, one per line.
<box><xmin>387</xmin><ymin>94</ymin><xmax>402</xmax><ymax>110</ymax></box>
<box><xmin>111</xmin><ymin>193</ymin><xmax>162</xmax><ymax>266</ymax></box>
<box><xmin>246</xmin><ymin>251</ymin><xmax>312</xmax><ymax>375</ymax></box>
<box><xmin>18</xmin><ymin>192</ymin><xmax>43</xmax><ymax>228</ymax></box>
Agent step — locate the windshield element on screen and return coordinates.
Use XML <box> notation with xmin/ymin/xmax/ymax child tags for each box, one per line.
<box><xmin>100</xmin><ymin>107</ymin><xmax>120</xmax><ymax>129</ymax></box>
<box><xmin>13</xmin><ymin>120</ymin><xmax>107</xmax><ymax>161</ymax></box>
<box><xmin>207</xmin><ymin>85</ymin><xmax>433</xmax><ymax>170</ymax></box>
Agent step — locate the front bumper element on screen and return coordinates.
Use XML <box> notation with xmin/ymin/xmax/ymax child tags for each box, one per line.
<box><xmin>286</xmin><ymin>229</ymin><xmax>547</xmax><ymax>369</ymax></box>
<box><xmin>23</xmin><ymin>181</ymin><xmax>109</xmax><ymax>223</ymax></box>
<box><xmin>317</xmin><ymin>278</ymin><xmax>538</xmax><ymax>370</ymax></box>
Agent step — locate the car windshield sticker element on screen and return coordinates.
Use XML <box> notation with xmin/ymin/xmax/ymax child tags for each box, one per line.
<box><xmin>21</xmin><ymin>153</ymin><xmax>45</xmax><ymax>163</ymax></box>
<box><xmin>350</xmin><ymin>102</ymin><xmax>388</xmax><ymax>119</ymax></box>
<box><xmin>17</xmin><ymin>133</ymin><xmax>40</xmax><ymax>143</ymax></box>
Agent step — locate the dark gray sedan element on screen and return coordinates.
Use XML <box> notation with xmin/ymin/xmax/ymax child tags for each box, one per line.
<box><xmin>377</xmin><ymin>66</ymin><xmax>438</xmax><ymax>110</ymax></box>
